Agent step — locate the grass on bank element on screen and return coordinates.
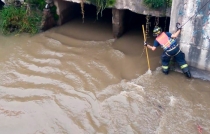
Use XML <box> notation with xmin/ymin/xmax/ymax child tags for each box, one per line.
<box><xmin>0</xmin><ymin>5</ymin><xmax>43</xmax><ymax>35</ymax></box>
<box><xmin>0</xmin><ymin>0</ymin><xmax>46</xmax><ymax>35</ymax></box>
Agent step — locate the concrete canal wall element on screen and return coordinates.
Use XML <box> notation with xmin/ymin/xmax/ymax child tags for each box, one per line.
<box><xmin>170</xmin><ymin>0</ymin><xmax>210</xmax><ymax>72</ymax></box>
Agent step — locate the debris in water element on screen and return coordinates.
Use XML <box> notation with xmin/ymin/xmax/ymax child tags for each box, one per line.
<box><xmin>158</xmin><ymin>105</ymin><xmax>163</xmax><ymax>109</ymax></box>
<box><xmin>197</xmin><ymin>124</ymin><xmax>203</xmax><ymax>134</ymax></box>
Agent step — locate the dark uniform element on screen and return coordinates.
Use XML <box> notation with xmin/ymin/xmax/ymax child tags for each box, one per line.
<box><xmin>153</xmin><ymin>32</ymin><xmax>191</xmax><ymax>78</ymax></box>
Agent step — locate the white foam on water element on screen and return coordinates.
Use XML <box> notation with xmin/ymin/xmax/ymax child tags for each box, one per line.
<box><xmin>84</xmin><ymin>39</ymin><xmax>115</xmax><ymax>46</ymax></box>
<box><xmin>47</xmin><ymin>38</ymin><xmax>62</xmax><ymax>47</ymax></box>
<box><xmin>96</xmin><ymin>69</ymin><xmax>210</xmax><ymax>134</ymax></box>
<box><xmin>146</xmin><ymin>69</ymin><xmax>152</xmax><ymax>75</ymax></box>
<box><xmin>126</xmin><ymin>82</ymin><xmax>145</xmax><ymax>93</ymax></box>
<box><xmin>88</xmin><ymin>61</ymin><xmax>116</xmax><ymax>80</ymax></box>
<box><xmin>169</xmin><ymin>96</ymin><xmax>177</xmax><ymax>107</ymax></box>
<box><xmin>110</xmin><ymin>49</ymin><xmax>125</xmax><ymax>59</ymax></box>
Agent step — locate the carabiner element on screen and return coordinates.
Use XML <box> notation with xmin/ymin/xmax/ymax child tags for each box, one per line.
<box><xmin>176</xmin><ymin>23</ymin><xmax>181</xmax><ymax>29</ymax></box>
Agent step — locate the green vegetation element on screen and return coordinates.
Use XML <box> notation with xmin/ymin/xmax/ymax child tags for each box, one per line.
<box><xmin>143</xmin><ymin>0</ymin><xmax>172</xmax><ymax>9</ymax></box>
<box><xmin>0</xmin><ymin>5</ymin><xmax>42</xmax><ymax>35</ymax></box>
<box><xmin>0</xmin><ymin>0</ymin><xmax>59</xmax><ymax>35</ymax></box>
<box><xmin>81</xmin><ymin>0</ymin><xmax>116</xmax><ymax>19</ymax></box>
<box><xmin>25</xmin><ymin>0</ymin><xmax>58</xmax><ymax>20</ymax></box>
<box><xmin>25</xmin><ymin>0</ymin><xmax>46</xmax><ymax>10</ymax></box>
<box><xmin>50</xmin><ymin>5</ymin><xmax>59</xmax><ymax>21</ymax></box>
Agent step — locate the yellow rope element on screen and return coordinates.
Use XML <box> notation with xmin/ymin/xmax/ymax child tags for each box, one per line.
<box><xmin>142</xmin><ymin>25</ymin><xmax>151</xmax><ymax>70</ymax></box>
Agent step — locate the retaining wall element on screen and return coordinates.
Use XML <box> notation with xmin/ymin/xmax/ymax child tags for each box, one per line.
<box><xmin>170</xmin><ymin>0</ymin><xmax>210</xmax><ymax>71</ymax></box>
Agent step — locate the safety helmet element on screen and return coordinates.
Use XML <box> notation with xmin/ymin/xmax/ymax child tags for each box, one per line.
<box><xmin>153</xmin><ymin>26</ymin><xmax>162</xmax><ymax>36</ymax></box>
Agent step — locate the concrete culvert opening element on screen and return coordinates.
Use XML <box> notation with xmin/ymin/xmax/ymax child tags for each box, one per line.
<box><xmin>53</xmin><ymin>0</ymin><xmax>170</xmax><ymax>41</ymax></box>
<box><xmin>123</xmin><ymin>10</ymin><xmax>171</xmax><ymax>37</ymax></box>
<box><xmin>81</xmin><ymin>4</ymin><xmax>113</xmax><ymax>23</ymax></box>
<box><xmin>53</xmin><ymin>0</ymin><xmax>113</xmax><ymax>41</ymax></box>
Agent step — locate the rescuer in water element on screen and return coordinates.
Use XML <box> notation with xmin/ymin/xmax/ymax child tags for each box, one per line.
<box><xmin>144</xmin><ymin>26</ymin><xmax>191</xmax><ymax>78</ymax></box>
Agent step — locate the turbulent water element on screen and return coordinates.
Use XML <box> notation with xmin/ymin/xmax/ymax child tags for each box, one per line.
<box><xmin>0</xmin><ymin>16</ymin><xmax>210</xmax><ymax>134</ymax></box>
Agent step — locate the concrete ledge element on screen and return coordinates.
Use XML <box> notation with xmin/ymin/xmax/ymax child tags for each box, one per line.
<box><xmin>173</xmin><ymin>65</ymin><xmax>210</xmax><ymax>81</ymax></box>
<box><xmin>61</xmin><ymin>0</ymin><xmax>171</xmax><ymax>17</ymax></box>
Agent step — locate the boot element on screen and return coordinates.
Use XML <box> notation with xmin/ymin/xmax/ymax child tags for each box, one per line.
<box><xmin>162</xmin><ymin>69</ymin><xmax>169</xmax><ymax>75</ymax></box>
<box><xmin>184</xmin><ymin>71</ymin><xmax>191</xmax><ymax>78</ymax></box>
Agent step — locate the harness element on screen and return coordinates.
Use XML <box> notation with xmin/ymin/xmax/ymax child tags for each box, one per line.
<box><xmin>165</xmin><ymin>47</ymin><xmax>180</xmax><ymax>57</ymax></box>
<box><xmin>156</xmin><ymin>32</ymin><xmax>180</xmax><ymax>56</ymax></box>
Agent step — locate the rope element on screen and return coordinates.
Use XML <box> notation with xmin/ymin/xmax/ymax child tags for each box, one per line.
<box><xmin>180</xmin><ymin>0</ymin><xmax>210</xmax><ymax>27</ymax></box>
<box><xmin>145</xmin><ymin>15</ymin><xmax>151</xmax><ymax>39</ymax></box>
<box><xmin>139</xmin><ymin>47</ymin><xmax>146</xmax><ymax>58</ymax></box>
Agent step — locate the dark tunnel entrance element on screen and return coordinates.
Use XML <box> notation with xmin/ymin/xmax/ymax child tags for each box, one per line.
<box><xmin>55</xmin><ymin>1</ymin><xmax>171</xmax><ymax>39</ymax></box>
<box><xmin>123</xmin><ymin>11</ymin><xmax>170</xmax><ymax>35</ymax></box>
<box><xmin>76</xmin><ymin>4</ymin><xmax>171</xmax><ymax>38</ymax></box>
<box><xmin>0</xmin><ymin>0</ymin><xmax>4</xmax><ymax>9</ymax></box>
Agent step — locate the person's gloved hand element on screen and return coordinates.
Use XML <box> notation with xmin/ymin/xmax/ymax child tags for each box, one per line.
<box><xmin>144</xmin><ymin>42</ymin><xmax>147</xmax><ymax>46</ymax></box>
<box><xmin>176</xmin><ymin>23</ymin><xmax>182</xmax><ymax>30</ymax></box>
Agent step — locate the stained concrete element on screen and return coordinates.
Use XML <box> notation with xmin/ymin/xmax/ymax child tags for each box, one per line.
<box><xmin>169</xmin><ymin>0</ymin><xmax>210</xmax><ymax>72</ymax></box>
<box><xmin>53</xmin><ymin>0</ymin><xmax>171</xmax><ymax>38</ymax></box>
<box><xmin>54</xmin><ymin>0</ymin><xmax>80</xmax><ymax>25</ymax></box>
<box><xmin>60</xmin><ymin>0</ymin><xmax>171</xmax><ymax>17</ymax></box>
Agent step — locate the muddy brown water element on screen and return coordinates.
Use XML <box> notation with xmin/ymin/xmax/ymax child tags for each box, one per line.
<box><xmin>0</xmin><ymin>16</ymin><xmax>210</xmax><ymax>134</ymax></box>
